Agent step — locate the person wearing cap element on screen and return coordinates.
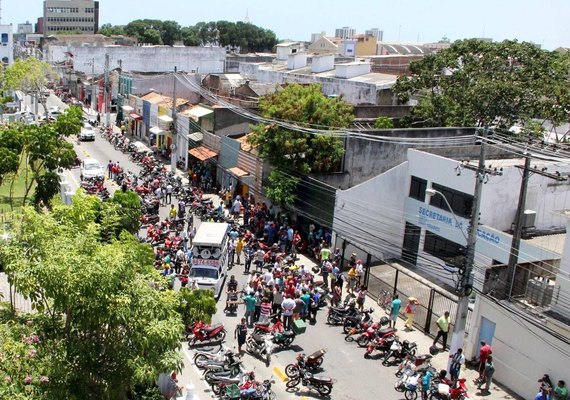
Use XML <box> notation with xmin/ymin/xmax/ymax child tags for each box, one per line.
<box><xmin>404</xmin><ymin>297</ymin><xmax>419</xmax><ymax>330</ymax></box>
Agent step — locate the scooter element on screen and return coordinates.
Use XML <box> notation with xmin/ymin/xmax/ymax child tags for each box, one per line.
<box><xmin>285</xmin><ymin>349</ymin><xmax>327</xmax><ymax>378</ymax></box>
<box><xmin>285</xmin><ymin>370</ymin><xmax>334</xmax><ymax>397</ymax></box>
<box><xmin>245</xmin><ymin>333</ymin><xmax>274</xmax><ymax>366</ymax></box>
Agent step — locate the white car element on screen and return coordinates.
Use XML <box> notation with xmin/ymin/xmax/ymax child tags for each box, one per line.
<box><xmin>79</xmin><ymin>123</ymin><xmax>95</xmax><ymax>141</ymax></box>
<box><xmin>80</xmin><ymin>158</ymin><xmax>104</xmax><ymax>180</ymax></box>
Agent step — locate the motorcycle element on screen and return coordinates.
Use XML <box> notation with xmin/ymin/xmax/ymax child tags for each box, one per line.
<box><xmin>429</xmin><ymin>378</ymin><xmax>470</xmax><ymax>400</ymax></box>
<box><xmin>253</xmin><ymin>314</ymin><xmax>284</xmax><ymax>334</ymax></box>
<box><xmin>285</xmin><ymin>349</ymin><xmax>327</xmax><ymax>378</ymax></box>
<box><xmin>185</xmin><ymin>321</ymin><xmax>227</xmax><ymax>345</ymax></box>
<box><xmin>326</xmin><ymin>302</ymin><xmax>358</xmax><ymax>325</ymax></box>
<box><xmin>222</xmin><ymin>378</ymin><xmax>276</xmax><ymax>400</ymax></box>
<box><xmin>245</xmin><ymin>333</ymin><xmax>274</xmax><ymax>366</ymax></box>
<box><xmin>271</xmin><ymin>330</ymin><xmax>296</xmax><ymax>347</ymax></box>
<box><xmin>342</xmin><ymin>308</ymin><xmax>374</xmax><ymax>334</ymax></box>
<box><xmin>395</xmin><ymin>354</ymin><xmax>433</xmax><ymax>378</ymax></box>
<box><xmin>356</xmin><ymin>324</ymin><xmax>397</xmax><ymax>348</ymax></box>
<box><xmin>285</xmin><ymin>371</ymin><xmax>334</xmax><ymax>396</ymax></box>
<box><xmin>383</xmin><ymin>339</ymin><xmax>418</xmax><ymax>366</ymax></box>
<box><xmin>364</xmin><ymin>335</ymin><xmax>397</xmax><ymax>359</ymax></box>
<box><xmin>394</xmin><ymin>373</ymin><xmax>421</xmax><ymax>400</ymax></box>
<box><xmin>211</xmin><ymin>370</ymin><xmax>256</xmax><ymax>397</ymax></box>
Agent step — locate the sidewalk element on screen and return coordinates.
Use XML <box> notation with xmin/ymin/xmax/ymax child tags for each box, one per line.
<box><xmin>292</xmin><ymin>252</ymin><xmax>522</xmax><ymax>400</ymax></box>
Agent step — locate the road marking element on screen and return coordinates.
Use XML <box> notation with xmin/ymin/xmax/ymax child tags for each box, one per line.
<box><xmin>272</xmin><ymin>366</ymin><xmax>288</xmax><ymax>382</ymax></box>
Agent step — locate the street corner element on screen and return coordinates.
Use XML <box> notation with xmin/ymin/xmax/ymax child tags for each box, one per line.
<box><xmin>272</xmin><ymin>365</ymin><xmax>289</xmax><ymax>382</ymax></box>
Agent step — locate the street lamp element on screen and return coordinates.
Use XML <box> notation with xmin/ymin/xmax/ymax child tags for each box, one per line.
<box><xmin>425</xmin><ymin>186</ymin><xmax>478</xmax><ymax>366</ymax></box>
<box><xmin>425</xmin><ymin>188</ymin><xmax>468</xmax><ymax>242</ymax></box>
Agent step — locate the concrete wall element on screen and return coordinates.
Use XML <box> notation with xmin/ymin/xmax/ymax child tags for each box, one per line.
<box><xmin>212</xmin><ymin>107</ymin><xmax>255</xmax><ymax>136</ymax></box>
<box><xmin>353</xmin><ymin>105</ymin><xmax>411</xmax><ymax>119</ymax></box>
<box><xmin>126</xmin><ymin>73</ymin><xmax>201</xmax><ymax>102</ymax></box>
<box><xmin>466</xmin><ymin>296</ymin><xmax>570</xmax><ymax>400</ymax></box>
<box><xmin>53</xmin><ymin>45</ymin><xmax>226</xmax><ymax>74</ymax></box>
<box><xmin>239</xmin><ymin>62</ymin><xmax>386</xmax><ymax>105</ymax></box>
<box><xmin>551</xmin><ymin>219</ymin><xmax>570</xmax><ymax>319</ymax></box>
<box><xmin>312</xmin><ymin>127</ymin><xmax>476</xmax><ymax>189</ymax></box>
<box><xmin>408</xmin><ymin>149</ymin><xmax>570</xmax><ymax>231</ymax></box>
<box><xmin>333</xmin><ymin>162</ymin><xmax>408</xmax><ymax>261</ymax></box>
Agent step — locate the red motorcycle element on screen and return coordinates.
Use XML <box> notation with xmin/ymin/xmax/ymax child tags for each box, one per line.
<box><xmin>285</xmin><ymin>349</ymin><xmax>327</xmax><ymax>378</ymax></box>
<box><xmin>430</xmin><ymin>377</ymin><xmax>470</xmax><ymax>400</ymax></box>
<box><xmin>253</xmin><ymin>314</ymin><xmax>284</xmax><ymax>334</ymax></box>
<box><xmin>356</xmin><ymin>324</ymin><xmax>397</xmax><ymax>347</ymax></box>
<box><xmin>364</xmin><ymin>335</ymin><xmax>397</xmax><ymax>359</ymax></box>
<box><xmin>185</xmin><ymin>321</ymin><xmax>226</xmax><ymax>345</ymax></box>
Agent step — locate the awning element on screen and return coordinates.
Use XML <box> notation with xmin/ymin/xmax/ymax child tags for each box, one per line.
<box><xmin>129</xmin><ymin>112</ymin><xmax>143</xmax><ymax>120</ymax></box>
<box><xmin>149</xmin><ymin>126</ymin><xmax>164</xmax><ymax>135</ymax></box>
<box><xmin>189</xmin><ymin>146</ymin><xmax>218</xmax><ymax>161</ymax></box>
<box><xmin>122</xmin><ymin>105</ymin><xmax>134</xmax><ymax>112</ymax></box>
<box><xmin>158</xmin><ymin>115</ymin><xmax>173</xmax><ymax>123</ymax></box>
<box><xmin>228</xmin><ymin>166</ymin><xmax>249</xmax><ymax>178</ymax></box>
<box><xmin>188</xmin><ymin>132</ymin><xmax>203</xmax><ymax>142</ymax></box>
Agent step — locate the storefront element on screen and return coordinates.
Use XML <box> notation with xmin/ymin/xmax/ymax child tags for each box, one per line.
<box><xmin>125</xmin><ymin>108</ymin><xmax>143</xmax><ymax>139</ymax></box>
<box><xmin>188</xmin><ymin>146</ymin><xmax>218</xmax><ymax>191</ymax></box>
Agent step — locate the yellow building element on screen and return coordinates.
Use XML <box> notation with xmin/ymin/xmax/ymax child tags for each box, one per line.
<box><xmin>353</xmin><ymin>34</ymin><xmax>378</xmax><ymax>56</ymax></box>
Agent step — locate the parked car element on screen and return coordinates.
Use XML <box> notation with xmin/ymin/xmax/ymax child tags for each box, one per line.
<box><xmin>80</xmin><ymin>158</ymin><xmax>104</xmax><ymax>180</ymax></box>
<box><xmin>79</xmin><ymin>123</ymin><xmax>95</xmax><ymax>141</ymax></box>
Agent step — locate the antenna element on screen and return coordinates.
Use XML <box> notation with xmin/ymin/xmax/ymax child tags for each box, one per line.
<box><xmin>244</xmin><ymin>8</ymin><xmax>250</xmax><ymax>24</ymax></box>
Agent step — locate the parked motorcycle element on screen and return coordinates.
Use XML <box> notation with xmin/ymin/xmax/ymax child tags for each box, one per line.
<box><xmin>285</xmin><ymin>371</ymin><xmax>334</xmax><ymax>396</ymax></box>
<box><xmin>364</xmin><ymin>335</ymin><xmax>397</xmax><ymax>359</ymax></box>
<box><xmin>357</xmin><ymin>324</ymin><xmax>397</xmax><ymax>348</ymax></box>
<box><xmin>428</xmin><ymin>378</ymin><xmax>470</xmax><ymax>400</ymax></box>
<box><xmin>326</xmin><ymin>302</ymin><xmax>358</xmax><ymax>325</ymax></box>
<box><xmin>253</xmin><ymin>314</ymin><xmax>284</xmax><ymax>334</ymax></box>
<box><xmin>185</xmin><ymin>321</ymin><xmax>227</xmax><ymax>346</ymax></box>
<box><xmin>285</xmin><ymin>349</ymin><xmax>327</xmax><ymax>378</ymax></box>
<box><xmin>245</xmin><ymin>333</ymin><xmax>274</xmax><ymax>366</ymax></box>
<box><xmin>382</xmin><ymin>339</ymin><xmax>418</xmax><ymax>366</ymax></box>
<box><xmin>395</xmin><ymin>354</ymin><xmax>433</xmax><ymax>378</ymax></box>
<box><xmin>271</xmin><ymin>330</ymin><xmax>296</xmax><ymax>347</ymax></box>
<box><xmin>342</xmin><ymin>308</ymin><xmax>374</xmax><ymax>334</ymax></box>
<box><xmin>394</xmin><ymin>373</ymin><xmax>421</xmax><ymax>400</ymax></box>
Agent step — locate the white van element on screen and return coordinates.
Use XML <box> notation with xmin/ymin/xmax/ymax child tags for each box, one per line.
<box><xmin>190</xmin><ymin>222</ymin><xmax>229</xmax><ymax>299</ymax></box>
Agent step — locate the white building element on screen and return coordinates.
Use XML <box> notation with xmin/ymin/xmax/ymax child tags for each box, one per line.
<box><xmin>49</xmin><ymin>45</ymin><xmax>226</xmax><ymax>75</ymax></box>
<box><xmin>335</xmin><ymin>26</ymin><xmax>355</xmax><ymax>39</ymax></box>
<box><xmin>17</xmin><ymin>21</ymin><xmax>34</xmax><ymax>34</ymax></box>
<box><xmin>0</xmin><ymin>24</ymin><xmax>14</xmax><ymax>66</ymax></box>
<box><xmin>333</xmin><ymin>147</ymin><xmax>570</xmax><ymax>399</ymax></box>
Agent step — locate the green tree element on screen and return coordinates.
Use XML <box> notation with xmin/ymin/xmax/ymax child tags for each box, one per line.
<box><xmin>1</xmin><ymin>58</ymin><xmax>57</xmax><ymax>120</ymax></box>
<box><xmin>177</xmin><ymin>288</ymin><xmax>217</xmax><ymax>326</ymax></box>
<box><xmin>124</xmin><ymin>20</ymin><xmax>163</xmax><ymax>45</ymax></box>
<box><xmin>248</xmin><ymin>83</ymin><xmax>353</xmax><ymax>205</ymax></box>
<box><xmin>111</xmin><ymin>190</ymin><xmax>142</xmax><ymax>235</ymax></box>
<box><xmin>0</xmin><ymin>198</ymin><xmax>183</xmax><ymax>400</ymax></box>
<box><xmin>98</xmin><ymin>23</ymin><xmax>125</xmax><ymax>36</ymax></box>
<box><xmin>180</xmin><ymin>26</ymin><xmax>200</xmax><ymax>46</ymax></box>
<box><xmin>394</xmin><ymin>39</ymin><xmax>570</xmax><ymax>129</ymax></box>
<box><xmin>373</xmin><ymin>116</ymin><xmax>394</xmax><ymax>129</ymax></box>
<box><xmin>160</xmin><ymin>20</ymin><xmax>181</xmax><ymax>46</ymax></box>
<box><xmin>264</xmin><ymin>170</ymin><xmax>299</xmax><ymax>207</ymax></box>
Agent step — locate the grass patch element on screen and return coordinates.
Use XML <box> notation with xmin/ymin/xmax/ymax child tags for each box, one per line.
<box><xmin>0</xmin><ymin>158</ymin><xmax>34</xmax><ymax>215</ymax></box>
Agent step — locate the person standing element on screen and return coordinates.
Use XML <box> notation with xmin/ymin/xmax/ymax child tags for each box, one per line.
<box><xmin>281</xmin><ymin>294</ymin><xmax>296</xmax><ymax>330</ymax></box>
<box><xmin>234</xmin><ymin>318</ymin><xmax>248</xmax><ymax>354</ymax></box>
<box><xmin>321</xmin><ymin>259</ymin><xmax>332</xmax><ymax>290</ymax></box>
<box><xmin>107</xmin><ymin>160</ymin><xmax>113</xmax><ymax>178</ymax></box>
<box><xmin>244</xmin><ymin>244</ymin><xmax>254</xmax><ymax>273</ymax></box>
<box><xmin>259</xmin><ymin>297</ymin><xmax>272</xmax><ymax>324</ymax></box>
<box><xmin>165</xmin><ymin>183</ymin><xmax>173</xmax><ymax>204</ymax></box>
<box><xmin>433</xmin><ymin>311</ymin><xmax>450</xmax><ymax>350</ymax></box>
<box><xmin>356</xmin><ymin>285</ymin><xmax>368</xmax><ymax>312</ymax></box>
<box><xmin>309</xmin><ymin>288</ymin><xmax>321</xmax><ymax>323</ymax></box>
<box><xmin>478</xmin><ymin>341</ymin><xmax>493</xmax><ymax>379</ymax></box>
<box><xmin>449</xmin><ymin>348</ymin><xmax>465</xmax><ymax>382</ymax></box>
<box><xmin>235</xmin><ymin>237</ymin><xmax>244</xmax><ymax>265</ymax></box>
<box><xmin>420</xmin><ymin>368</ymin><xmax>433</xmax><ymax>400</ymax></box>
<box><xmin>389</xmin><ymin>293</ymin><xmax>402</xmax><ymax>329</ymax></box>
<box><xmin>478</xmin><ymin>355</ymin><xmax>495</xmax><ymax>393</ymax></box>
<box><xmin>403</xmin><ymin>297</ymin><xmax>419</xmax><ymax>331</ymax></box>
<box><xmin>243</xmin><ymin>292</ymin><xmax>256</xmax><ymax>327</ymax></box>
<box><xmin>553</xmin><ymin>381</ymin><xmax>568</xmax><ymax>400</ymax></box>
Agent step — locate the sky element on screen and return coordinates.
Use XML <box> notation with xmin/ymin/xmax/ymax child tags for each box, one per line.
<box><xmin>3</xmin><ymin>0</ymin><xmax>569</xmax><ymax>50</ymax></box>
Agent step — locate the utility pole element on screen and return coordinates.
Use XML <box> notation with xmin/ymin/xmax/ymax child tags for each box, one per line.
<box><xmin>506</xmin><ymin>155</ymin><xmax>531</xmax><ymax>299</ymax></box>
<box><xmin>448</xmin><ymin>129</ymin><xmax>487</xmax><ymax>363</ymax></box>
<box><xmin>170</xmin><ymin>67</ymin><xmax>178</xmax><ymax>172</ymax></box>
<box><xmin>104</xmin><ymin>53</ymin><xmax>110</xmax><ymax>127</ymax></box>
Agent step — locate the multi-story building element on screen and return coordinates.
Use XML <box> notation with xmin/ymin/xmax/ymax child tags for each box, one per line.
<box><xmin>365</xmin><ymin>28</ymin><xmax>383</xmax><ymax>41</ymax></box>
<box><xmin>43</xmin><ymin>0</ymin><xmax>99</xmax><ymax>34</ymax></box>
<box><xmin>0</xmin><ymin>24</ymin><xmax>14</xmax><ymax>66</ymax></box>
<box><xmin>17</xmin><ymin>21</ymin><xmax>34</xmax><ymax>34</ymax></box>
<box><xmin>335</xmin><ymin>26</ymin><xmax>355</xmax><ymax>39</ymax></box>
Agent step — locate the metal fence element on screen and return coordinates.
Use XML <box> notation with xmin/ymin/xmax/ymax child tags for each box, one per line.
<box><xmin>366</xmin><ymin>262</ymin><xmax>472</xmax><ymax>345</ymax></box>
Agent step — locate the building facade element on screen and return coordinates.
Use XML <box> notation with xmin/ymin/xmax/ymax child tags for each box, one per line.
<box><xmin>43</xmin><ymin>0</ymin><xmax>99</xmax><ymax>34</ymax></box>
<box><xmin>0</xmin><ymin>24</ymin><xmax>14</xmax><ymax>66</ymax></box>
<box><xmin>335</xmin><ymin>26</ymin><xmax>355</xmax><ymax>39</ymax></box>
<box><xmin>365</xmin><ymin>28</ymin><xmax>383</xmax><ymax>41</ymax></box>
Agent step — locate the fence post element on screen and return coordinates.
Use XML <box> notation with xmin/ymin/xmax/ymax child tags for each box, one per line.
<box><xmin>393</xmin><ymin>269</ymin><xmax>399</xmax><ymax>295</ymax></box>
<box><xmin>364</xmin><ymin>253</ymin><xmax>371</xmax><ymax>287</ymax></box>
<box><xmin>424</xmin><ymin>288</ymin><xmax>435</xmax><ymax>334</ymax></box>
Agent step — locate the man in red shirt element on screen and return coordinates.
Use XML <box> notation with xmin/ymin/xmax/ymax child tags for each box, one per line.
<box><xmin>478</xmin><ymin>340</ymin><xmax>493</xmax><ymax>379</ymax></box>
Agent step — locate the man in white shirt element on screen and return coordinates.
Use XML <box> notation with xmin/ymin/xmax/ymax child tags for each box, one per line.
<box><xmin>165</xmin><ymin>183</ymin><xmax>173</xmax><ymax>204</ymax></box>
<box><xmin>281</xmin><ymin>294</ymin><xmax>296</xmax><ymax>330</ymax></box>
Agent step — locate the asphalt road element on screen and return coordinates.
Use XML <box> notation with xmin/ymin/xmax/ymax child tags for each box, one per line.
<box><xmin>20</xmin><ymin>93</ymin><xmax>411</xmax><ymax>400</ymax></box>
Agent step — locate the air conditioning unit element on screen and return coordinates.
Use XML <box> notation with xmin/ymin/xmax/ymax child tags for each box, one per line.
<box><xmin>522</xmin><ymin>209</ymin><xmax>536</xmax><ymax>229</ymax></box>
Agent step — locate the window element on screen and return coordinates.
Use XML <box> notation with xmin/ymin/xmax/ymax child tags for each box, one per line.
<box><xmin>430</xmin><ymin>183</ymin><xmax>473</xmax><ymax>219</ymax></box>
<box><xmin>1</xmin><ymin>33</ymin><xmax>8</xmax><ymax>43</ymax></box>
<box><xmin>424</xmin><ymin>230</ymin><xmax>465</xmax><ymax>264</ymax></box>
<box><xmin>409</xmin><ymin>176</ymin><xmax>427</xmax><ymax>202</ymax></box>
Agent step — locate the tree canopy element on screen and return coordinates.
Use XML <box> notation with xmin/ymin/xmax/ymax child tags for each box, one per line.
<box><xmin>99</xmin><ymin>19</ymin><xmax>277</xmax><ymax>52</ymax></box>
<box><xmin>394</xmin><ymin>39</ymin><xmax>570</xmax><ymax>129</ymax></box>
<box><xmin>0</xmin><ymin>193</ymin><xmax>184</xmax><ymax>399</ymax></box>
<box><xmin>248</xmin><ymin>83</ymin><xmax>353</xmax><ymax>205</ymax></box>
